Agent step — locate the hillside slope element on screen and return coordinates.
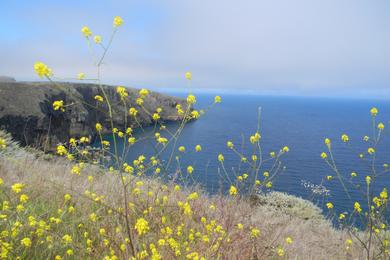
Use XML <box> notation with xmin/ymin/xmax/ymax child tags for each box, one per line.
<box><xmin>0</xmin><ymin>131</ymin><xmax>367</xmax><ymax>259</ymax></box>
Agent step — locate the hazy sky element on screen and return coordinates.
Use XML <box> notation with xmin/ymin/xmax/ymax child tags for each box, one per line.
<box><xmin>1</xmin><ymin>0</ymin><xmax>390</xmax><ymax>98</ymax></box>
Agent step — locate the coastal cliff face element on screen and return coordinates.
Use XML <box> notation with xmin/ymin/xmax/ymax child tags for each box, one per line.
<box><xmin>0</xmin><ymin>81</ymin><xmax>185</xmax><ymax>151</ymax></box>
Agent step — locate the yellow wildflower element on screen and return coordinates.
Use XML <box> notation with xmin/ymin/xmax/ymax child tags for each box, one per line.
<box><xmin>77</xmin><ymin>72</ymin><xmax>85</xmax><ymax>80</ymax></box>
<box><xmin>113</xmin><ymin>16</ymin><xmax>124</xmax><ymax>27</ymax></box>
<box><xmin>81</xmin><ymin>26</ymin><xmax>92</xmax><ymax>37</ymax></box>
<box><xmin>250</xmin><ymin>227</ymin><xmax>260</xmax><ymax>238</ymax></box>
<box><xmin>370</xmin><ymin>107</ymin><xmax>378</xmax><ymax>117</ymax></box>
<box><xmin>135</xmin><ymin>218</ymin><xmax>150</xmax><ymax>235</ymax></box>
<box><xmin>94</xmin><ymin>95</ymin><xmax>104</xmax><ymax>102</ymax></box>
<box><xmin>21</xmin><ymin>237</ymin><xmax>32</xmax><ymax>247</ymax></box>
<box><xmin>96</xmin><ymin>123</ymin><xmax>102</xmax><ymax>132</ymax></box>
<box><xmin>34</xmin><ymin>62</ymin><xmax>52</xmax><ymax>78</ymax></box>
<box><xmin>93</xmin><ymin>35</ymin><xmax>102</xmax><ymax>44</ymax></box>
<box><xmin>187</xmin><ymin>94</ymin><xmax>196</xmax><ymax>105</ymax></box>
<box><xmin>53</xmin><ymin>100</ymin><xmax>65</xmax><ymax>112</ymax></box>
<box><xmin>229</xmin><ymin>185</ymin><xmax>237</xmax><ymax>196</ymax></box>
<box><xmin>11</xmin><ymin>183</ymin><xmax>25</xmax><ymax>194</ymax></box>
<box><xmin>187</xmin><ymin>165</ymin><xmax>194</xmax><ymax>174</ymax></box>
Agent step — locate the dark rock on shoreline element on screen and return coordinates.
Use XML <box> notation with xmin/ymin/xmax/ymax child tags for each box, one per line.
<box><xmin>0</xmin><ymin>81</ymin><xmax>186</xmax><ymax>151</ymax></box>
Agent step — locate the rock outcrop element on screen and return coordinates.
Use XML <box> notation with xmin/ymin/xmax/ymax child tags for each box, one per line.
<box><xmin>0</xmin><ymin>81</ymin><xmax>185</xmax><ymax>151</ymax></box>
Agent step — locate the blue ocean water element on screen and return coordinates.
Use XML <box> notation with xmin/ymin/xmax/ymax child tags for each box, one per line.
<box><xmin>101</xmin><ymin>93</ymin><xmax>390</xmax><ymax>217</ymax></box>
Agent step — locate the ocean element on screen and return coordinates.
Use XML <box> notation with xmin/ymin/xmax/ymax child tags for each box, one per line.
<box><xmin>100</xmin><ymin>92</ymin><xmax>390</xmax><ymax>217</ymax></box>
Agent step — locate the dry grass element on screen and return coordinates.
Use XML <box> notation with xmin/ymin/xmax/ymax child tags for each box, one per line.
<box><xmin>0</xmin><ymin>132</ymin><xmax>372</xmax><ymax>259</ymax></box>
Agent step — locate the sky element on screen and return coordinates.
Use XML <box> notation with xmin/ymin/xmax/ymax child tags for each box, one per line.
<box><xmin>1</xmin><ymin>0</ymin><xmax>390</xmax><ymax>99</ymax></box>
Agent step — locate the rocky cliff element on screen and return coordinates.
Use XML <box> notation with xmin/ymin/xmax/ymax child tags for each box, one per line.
<box><xmin>0</xmin><ymin>81</ymin><xmax>185</xmax><ymax>151</ymax></box>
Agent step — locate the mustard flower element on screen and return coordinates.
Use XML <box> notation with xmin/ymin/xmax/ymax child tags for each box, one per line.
<box><xmin>129</xmin><ymin>107</ymin><xmax>138</xmax><ymax>116</ymax></box>
<box><xmin>380</xmin><ymin>188</ymin><xmax>388</xmax><ymax>200</ymax></box>
<box><xmin>363</xmin><ymin>135</ymin><xmax>369</xmax><ymax>141</ymax></box>
<box><xmin>64</xmin><ymin>194</ymin><xmax>71</xmax><ymax>201</ymax></box>
<box><xmin>136</xmin><ymin>98</ymin><xmax>144</xmax><ymax>106</ymax></box>
<box><xmin>214</xmin><ymin>95</ymin><xmax>221</xmax><ymax>103</ymax></box>
<box><xmin>227</xmin><ymin>141</ymin><xmax>234</xmax><ymax>149</ymax></box>
<box><xmin>193</xmin><ymin>144</ymin><xmax>201</xmax><ymax>152</ymax></box>
<box><xmin>187</xmin><ymin>165</ymin><xmax>194</xmax><ymax>174</ymax></box>
<box><xmin>135</xmin><ymin>218</ymin><xmax>150</xmax><ymax>235</ymax></box>
<box><xmin>185</xmin><ymin>72</ymin><xmax>192</xmax><ymax>80</ymax></box>
<box><xmin>16</xmin><ymin>204</ymin><xmax>25</xmax><ymax>212</ymax></box>
<box><xmin>77</xmin><ymin>72</ymin><xmax>85</xmax><ymax>80</ymax></box>
<box><xmin>21</xmin><ymin>237</ymin><xmax>32</xmax><ymax>247</ymax></box>
<box><xmin>11</xmin><ymin>183</ymin><xmax>25</xmax><ymax>194</ymax></box>
<box><xmin>324</xmin><ymin>138</ymin><xmax>331</xmax><ymax>147</ymax></box>
<box><xmin>116</xmin><ymin>86</ymin><xmax>128</xmax><ymax>99</ymax></box>
<box><xmin>95</xmin><ymin>123</ymin><xmax>103</xmax><ymax>132</ymax></box>
<box><xmin>270</xmin><ymin>151</ymin><xmax>276</xmax><ymax>158</ymax></box>
<box><xmin>229</xmin><ymin>185</ymin><xmax>237</xmax><ymax>196</ymax></box>
<box><xmin>19</xmin><ymin>194</ymin><xmax>29</xmax><ymax>203</ymax></box>
<box><xmin>341</xmin><ymin>134</ymin><xmax>349</xmax><ymax>143</ymax></box>
<box><xmin>370</xmin><ymin>107</ymin><xmax>378</xmax><ymax>117</ymax></box>
<box><xmin>378</xmin><ymin>122</ymin><xmax>385</xmax><ymax>130</ymax></box>
<box><xmin>0</xmin><ymin>138</ymin><xmax>6</xmax><ymax>149</ymax></box>
<box><xmin>351</xmin><ymin>171</ymin><xmax>357</xmax><ymax>177</ymax></box>
<box><xmin>321</xmin><ymin>152</ymin><xmax>328</xmax><ymax>159</ymax></box>
<box><xmin>365</xmin><ymin>176</ymin><xmax>371</xmax><ymax>185</ymax></box>
<box><xmin>89</xmin><ymin>213</ymin><xmax>97</xmax><ymax>222</ymax></box>
<box><xmin>53</xmin><ymin>100</ymin><xmax>65</xmax><ymax>112</ymax></box>
<box><xmin>326</xmin><ymin>202</ymin><xmax>333</xmax><ymax>209</ymax></box>
<box><xmin>187</xmin><ymin>94</ymin><xmax>196</xmax><ymax>105</ymax></box>
<box><xmin>94</xmin><ymin>95</ymin><xmax>104</xmax><ymax>102</ymax></box>
<box><xmin>339</xmin><ymin>213</ymin><xmax>345</xmax><ymax>220</ymax></box>
<box><xmin>354</xmin><ymin>202</ymin><xmax>362</xmax><ymax>213</ymax></box>
<box><xmin>0</xmin><ymin>178</ymin><xmax>3</xmax><ymax>186</ymax></box>
<box><xmin>250</xmin><ymin>132</ymin><xmax>261</xmax><ymax>144</ymax></box>
<box><xmin>218</xmin><ymin>154</ymin><xmax>224</xmax><ymax>162</ymax></box>
<box><xmin>93</xmin><ymin>35</ymin><xmax>102</xmax><ymax>44</ymax></box>
<box><xmin>66</xmin><ymin>249</ymin><xmax>73</xmax><ymax>256</ymax></box>
<box><xmin>285</xmin><ymin>237</ymin><xmax>293</xmax><ymax>244</ymax></box>
<box><xmin>368</xmin><ymin>147</ymin><xmax>375</xmax><ymax>155</ymax></box>
<box><xmin>191</xmin><ymin>110</ymin><xmax>200</xmax><ymax>119</ymax></box>
<box><xmin>152</xmin><ymin>113</ymin><xmax>160</xmax><ymax>121</ymax></box>
<box><xmin>277</xmin><ymin>247</ymin><xmax>285</xmax><ymax>257</ymax></box>
<box><xmin>139</xmin><ymin>88</ymin><xmax>149</xmax><ymax>97</ymax></box>
<box><xmin>327</xmin><ymin>175</ymin><xmax>333</xmax><ymax>181</ymax></box>
<box><xmin>250</xmin><ymin>227</ymin><xmax>260</xmax><ymax>238</ymax></box>
<box><xmin>81</xmin><ymin>26</ymin><xmax>92</xmax><ymax>37</ymax></box>
<box><xmin>34</xmin><ymin>61</ymin><xmax>52</xmax><ymax>78</ymax></box>
<box><xmin>187</xmin><ymin>192</ymin><xmax>198</xmax><ymax>200</ymax></box>
<box><xmin>282</xmin><ymin>146</ymin><xmax>289</xmax><ymax>153</ymax></box>
<box><xmin>113</xmin><ymin>16</ymin><xmax>124</xmax><ymax>27</ymax></box>
<box><xmin>62</xmin><ymin>234</ymin><xmax>72</xmax><ymax>244</ymax></box>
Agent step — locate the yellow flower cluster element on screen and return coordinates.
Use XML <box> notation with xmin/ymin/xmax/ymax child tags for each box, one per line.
<box><xmin>52</xmin><ymin>100</ymin><xmax>65</xmax><ymax>112</ymax></box>
<box><xmin>34</xmin><ymin>62</ymin><xmax>52</xmax><ymax>78</ymax></box>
